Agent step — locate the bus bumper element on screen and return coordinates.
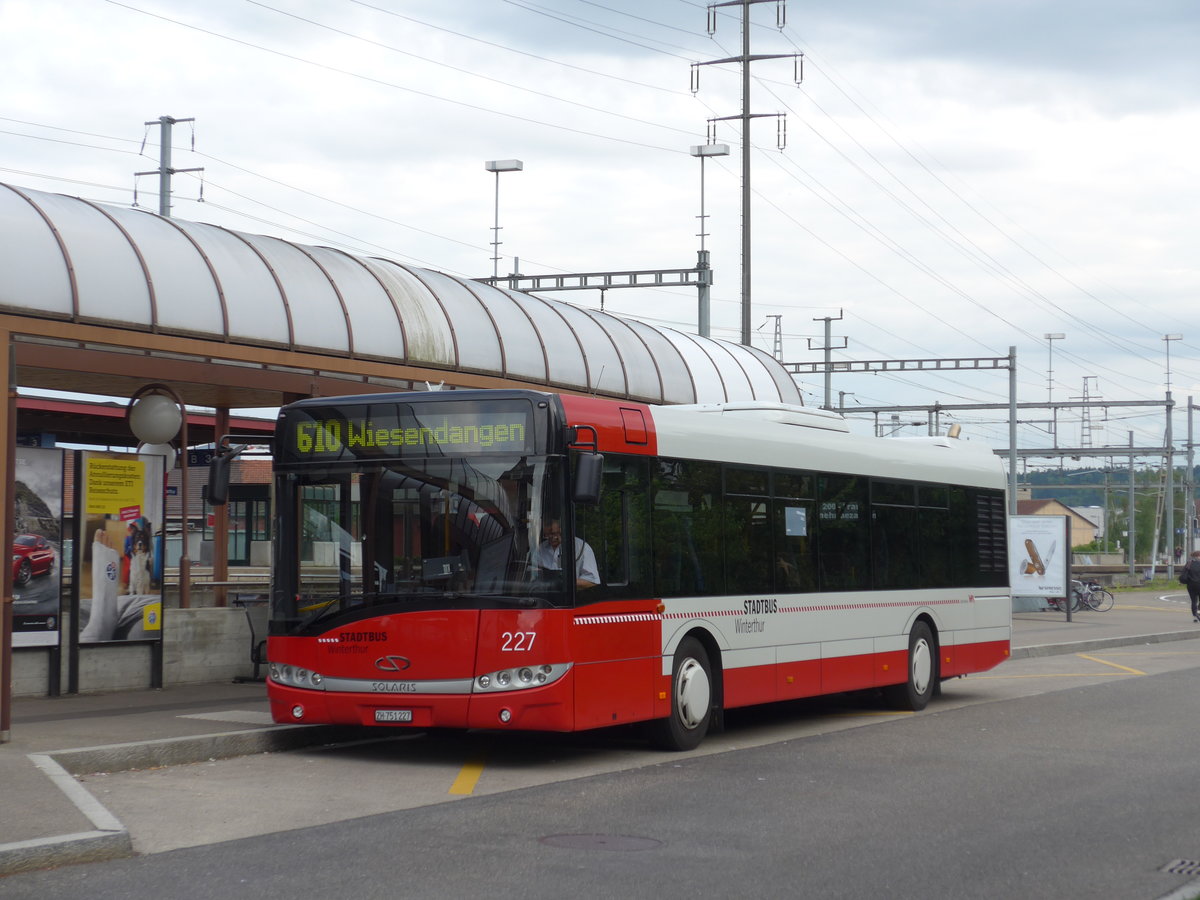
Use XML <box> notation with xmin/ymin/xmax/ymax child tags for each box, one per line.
<box><xmin>267</xmin><ymin>676</ymin><xmax>576</xmax><ymax>732</ymax></box>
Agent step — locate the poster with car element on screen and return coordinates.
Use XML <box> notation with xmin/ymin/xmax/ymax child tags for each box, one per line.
<box><xmin>78</xmin><ymin>450</ymin><xmax>164</xmax><ymax>643</ymax></box>
<box><xmin>11</xmin><ymin>446</ymin><xmax>65</xmax><ymax>648</ymax></box>
<box><xmin>1008</xmin><ymin>514</ymin><xmax>1070</xmax><ymax>598</ymax></box>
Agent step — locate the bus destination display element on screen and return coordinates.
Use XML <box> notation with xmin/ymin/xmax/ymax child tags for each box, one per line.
<box><xmin>282</xmin><ymin>404</ymin><xmax>534</xmax><ymax>461</ymax></box>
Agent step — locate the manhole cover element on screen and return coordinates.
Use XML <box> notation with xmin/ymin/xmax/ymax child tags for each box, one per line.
<box><xmin>539</xmin><ymin>834</ymin><xmax>663</xmax><ymax>852</ymax></box>
<box><xmin>1161</xmin><ymin>859</ymin><xmax>1200</xmax><ymax>876</ymax></box>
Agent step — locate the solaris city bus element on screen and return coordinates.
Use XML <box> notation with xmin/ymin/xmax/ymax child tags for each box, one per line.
<box><xmin>209</xmin><ymin>389</ymin><xmax>1011</xmax><ymax>750</ymax></box>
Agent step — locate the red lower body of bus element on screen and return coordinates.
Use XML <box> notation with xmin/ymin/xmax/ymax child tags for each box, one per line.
<box><xmin>265</xmin><ymin>598</ymin><xmax>1009</xmax><ymax>732</ymax></box>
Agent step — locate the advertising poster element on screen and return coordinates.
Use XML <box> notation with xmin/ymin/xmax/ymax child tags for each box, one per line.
<box><xmin>1008</xmin><ymin>514</ymin><xmax>1070</xmax><ymax>599</ymax></box>
<box><xmin>12</xmin><ymin>446</ymin><xmax>65</xmax><ymax>648</ymax></box>
<box><xmin>78</xmin><ymin>450</ymin><xmax>164</xmax><ymax>643</ymax></box>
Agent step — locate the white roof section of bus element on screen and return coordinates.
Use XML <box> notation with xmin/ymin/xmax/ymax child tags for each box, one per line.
<box><xmin>673</xmin><ymin>401</ymin><xmax>851</xmax><ymax>433</ymax></box>
<box><xmin>0</xmin><ymin>182</ymin><xmax>802</xmax><ymax>406</ymax></box>
<box><xmin>650</xmin><ymin>403</ymin><xmax>1007</xmax><ymax>489</ymax></box>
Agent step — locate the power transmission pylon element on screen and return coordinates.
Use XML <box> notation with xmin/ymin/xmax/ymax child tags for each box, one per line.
<box><xmin>692</xmin><ymin>1</ymin><xmax>801</xmax><ymax>346</ymax></box>
<box><xmin>763</xmin><ymin>314</ymin><xmax>783</xmax><ymax>361</ymax></box>
<box><xmin>135</xmin><ymin>115</ymin><xmax>203</xmax><ymax>218</ymax></box>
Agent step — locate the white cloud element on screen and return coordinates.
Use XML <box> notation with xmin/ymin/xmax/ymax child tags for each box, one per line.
<box><xmin>1</xmin><ymin>0</ymin><xmax>1197</xmax><ymax>452</ymax></box>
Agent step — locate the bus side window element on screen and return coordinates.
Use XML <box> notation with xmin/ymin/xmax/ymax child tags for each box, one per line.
<box><xmin>653</xmin><ymin>459</ymin><xmax>722</xmax><ymax>597</ymax></box>
<box><xmin>918</xmin><ymin>484</ymin><xmax>952</xmax><ymax>588</ymax></box>
<box><xmin>575</xmin><ymin>455</ymin><xmax>650</xmax><ymax>603</ymax></box>
<box><xmin>774</xmin><ymin>500</ymin><xmax>816</xmax><ymax>592</ymax></box>
<box><xmin>871</xmin><ymin>480</ymin><xmax>918</xmax><ymax>590</ymax></box>
<box><xmin>817</xmin><ymin>474</ymin><xmax>869</xmax><ymax>592</ymax></box>
<box><xmin>724</xmin><ymin>466</ymin><xmax>772</xmax><ymax>594</ymax></box>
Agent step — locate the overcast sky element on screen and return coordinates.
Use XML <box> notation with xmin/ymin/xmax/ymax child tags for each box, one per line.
<box><xmin>2</xmin><ymin>0</ymin><xmax>1198</xmax><ymax>460</ymax></box>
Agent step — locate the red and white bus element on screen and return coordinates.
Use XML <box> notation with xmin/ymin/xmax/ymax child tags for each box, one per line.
<box><xmin>214</xmin><ymin>389</ymin><xmax>1010</xmax><ymax>750</ymax></box>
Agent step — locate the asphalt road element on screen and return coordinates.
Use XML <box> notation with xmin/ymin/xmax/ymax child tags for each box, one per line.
<box><xmin>6</xmin><ymin>645</ymin><xmax>1200</xmax><ymax>899</ymax></box>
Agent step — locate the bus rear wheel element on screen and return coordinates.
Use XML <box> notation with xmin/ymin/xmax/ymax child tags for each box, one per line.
<box><xmin>650</xmin><ymin>636</ymin><xmax>713</xmax><ymax>751</ymax></box>
<box><xmin>884</xmin><ymin>621</ymin><xmax>936</xmax><ymax>711</ymax></box>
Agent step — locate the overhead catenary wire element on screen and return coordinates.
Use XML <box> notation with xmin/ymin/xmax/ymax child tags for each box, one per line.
<box><xmin>5</xmin><ymin>1</ymin><xmax>1188</xmax><ymax>441</ymax></box>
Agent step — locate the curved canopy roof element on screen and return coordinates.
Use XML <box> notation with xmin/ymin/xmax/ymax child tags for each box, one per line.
<box><xmin>0</xmin><ymin>182</ymin><xmax>801</xmax><ymax>406</ymax></box>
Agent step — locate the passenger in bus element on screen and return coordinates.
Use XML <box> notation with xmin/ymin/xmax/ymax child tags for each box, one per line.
<box><xmin>534</xmin><ymin>519</ymin><xmax>599</xmax><ymax>589</ymax></box>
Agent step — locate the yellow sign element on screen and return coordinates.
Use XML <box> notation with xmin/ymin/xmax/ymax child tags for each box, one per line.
<box><xmin>142</xmin><ymin>602</ymin><xmax>162</xmax><ymax>632</ymax></box>
<box><xmin>84</xmin><ymin>457</ymin><xmax>144</xmax><ymax>516</ymax></box>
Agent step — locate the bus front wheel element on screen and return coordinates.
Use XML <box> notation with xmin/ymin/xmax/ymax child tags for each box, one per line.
<box><xmin>884</xmin><ymin>621</ymin><xmax>936</xmax><ymax>712</ymax></box>
<box><xmin>650</xmin><ymin>636</ymin><xmax>713</xmax><ymax>751</ymax></box>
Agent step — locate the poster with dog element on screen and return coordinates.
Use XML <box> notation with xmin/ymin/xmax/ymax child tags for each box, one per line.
<box><xmin>78</xmin><ymin>451</ymin><xmax>164</xmax><ymax>643</ymax></box>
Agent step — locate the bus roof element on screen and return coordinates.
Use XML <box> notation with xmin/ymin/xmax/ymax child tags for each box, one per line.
<box><xmin>647</xmin><ymin>402</ymin><xmax>1006</xmax><ymax>490</ymax></box>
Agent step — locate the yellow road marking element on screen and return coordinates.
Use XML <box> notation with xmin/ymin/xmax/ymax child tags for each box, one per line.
<box><xmin>1076</xmin><ymin>653</ymin><xmax>1146</xmax><ymax>675</ymax></box>
<box><xmin>449</xmin><ymin>759</ymin><xmax>487</xmax><ymax>795</ymax></box>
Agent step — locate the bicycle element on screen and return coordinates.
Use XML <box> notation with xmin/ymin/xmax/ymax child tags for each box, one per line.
<box><xmin>1046</xmin><ymin>594</ymin><xmax>1081</xmax><ymax>613</ymax></box>
<box><xmin>1073</xmin><ymin>579</ymin><xmax>1114</xmax><ymax>612</ymax></box>
<box><xmin>1046</xmin><ymin>581</ymin><xmax>1114</xmax><ymax>613</ymax></box>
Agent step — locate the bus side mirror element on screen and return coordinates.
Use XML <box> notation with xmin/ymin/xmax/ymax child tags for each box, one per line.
<box><xmin>573</xmin><ymin>453</ymin><xmax>604</xmax><ymax>505</ymax></box>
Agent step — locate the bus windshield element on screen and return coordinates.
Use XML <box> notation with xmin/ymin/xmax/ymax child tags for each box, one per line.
<box><xmin>275</xmin><ymin>455</ymin><xmax>568</xmax><ymax>632</ymax></box>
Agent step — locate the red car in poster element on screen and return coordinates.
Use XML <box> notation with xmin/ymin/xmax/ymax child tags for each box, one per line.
<box><xmin>12</xmin><ymin>534</ymin><xmax>55</xmax><ymax>586</ymax></box>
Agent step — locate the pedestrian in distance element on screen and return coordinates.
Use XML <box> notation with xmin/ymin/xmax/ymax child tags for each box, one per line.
<box><xmin>1181</xmin><ymin>550</ymin><xmax>1200</xmax><ymax>623</ymax></box>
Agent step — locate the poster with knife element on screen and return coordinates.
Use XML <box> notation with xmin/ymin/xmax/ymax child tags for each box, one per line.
<box><xmin>1008</xmin><ymin>515</ymin><xmax>1070</xmax><ymax>598</ymax></box>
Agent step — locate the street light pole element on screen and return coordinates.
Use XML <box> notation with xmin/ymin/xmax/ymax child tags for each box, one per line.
<box><xmin>690</xmin><ymin>143</ymin><xmax>729</xmax><ymax>338</ymax></box>
<box><xmin>1188</xmin><ymin>396</ymin><xmax>1196</xmax><ymax>557</ymax></box>
<box><xmin>1164</xmin><ymin>333</ymin><xmax>1182</xmax><ymax>393</ymax></box>
<box><xmin>128</xmin><ymin>384</ymin><xmax>190</xmax><ymax>610</ymax></box>
<box><xmin>1164</xmin><ymin>335</ymin><xmax>1182</xmax><ymax>576</ymax></box>
<box><xmin>1128</xmin><ymin>431</ymin><xmax>1136</xmax><ymax>577</ymax></box>
<box><xmin>1167</xmin><ymin>388</ymin><xmax>1176</xmax><ymax>576</ymax></box>
<box><xmin>485</xmin><ymin>159</ymin><xmax>523</xmax><ymax>279</ymax></box>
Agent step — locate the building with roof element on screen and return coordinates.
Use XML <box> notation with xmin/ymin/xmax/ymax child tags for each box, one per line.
<box><xmin>1015</xmin><ymin>498</ymin><xmax>1098</xmax><ymax>548</ymax></box>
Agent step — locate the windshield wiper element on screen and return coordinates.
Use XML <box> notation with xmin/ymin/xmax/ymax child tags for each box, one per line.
<box><xmin>300</xmin><ymin>595</ymin><xmax>352</xmax><ymax>632</ymax></box>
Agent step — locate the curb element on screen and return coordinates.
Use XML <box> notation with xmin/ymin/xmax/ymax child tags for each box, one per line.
<box><xmin>0</xmin><ymin>723</ymin><xmax>371</xmax><ymax>876</ymax></box>
<box><xmin>0</xmin><ymin>830</ymin><xmax>133</xmax><ymax>875</ymax></box>
<box><xmin>46</xmin><ymin>723</ymin><xmax>371</xmax><ymax>776</ymax></box>
<box><xmin>1009</xmin><ymin>629</ymin><xmax>1200</xmax><ymax>659</ymax></box>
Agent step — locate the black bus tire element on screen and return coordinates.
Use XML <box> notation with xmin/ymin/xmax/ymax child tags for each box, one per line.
<box><xmin>884</xmin><ymin>621</ymin><xmax>936</xmax><ymax>712</ymax></box>
<box><xmin>650</xmin><ymin>636</ymin><xmax>713</xmax><ymax>751</ymax></box>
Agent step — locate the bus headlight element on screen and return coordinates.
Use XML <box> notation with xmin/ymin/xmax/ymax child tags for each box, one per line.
<box><xmin>269</xmin><ymin>662</ymin><xmax>327</xmax><ymax>691</ymax></box>
<box><xmin>472</xmin><ymin>663</ymin><xmax>570</xmax><ymax>693</ymax></box>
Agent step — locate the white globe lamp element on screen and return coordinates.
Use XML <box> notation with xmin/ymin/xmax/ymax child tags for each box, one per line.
<box><xmin>138</xmin><ymin>442</ymin><xmax>177</xmax><ymax>470</ymax></box>
<box><xmin>129</xmin><ymin>392</ymin><xmax>183</xmax><ymax>445</ymax></box>
<box><xmin>127</xmin><ymin>383</ymin><xmax>191</xmax><ymax>609</ymax></box>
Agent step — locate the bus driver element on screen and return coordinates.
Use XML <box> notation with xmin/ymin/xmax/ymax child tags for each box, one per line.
<box><xmin>534</xmin><ymin>519</ymin><xmax>599</xmax><ymax>589</ymax></box>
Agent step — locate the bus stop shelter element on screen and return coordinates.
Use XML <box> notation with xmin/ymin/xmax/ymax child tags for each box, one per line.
<box><xmin>0</xmin><ymin>180</ymin><xmax>804</xmax><ymax>737</ymax></box>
